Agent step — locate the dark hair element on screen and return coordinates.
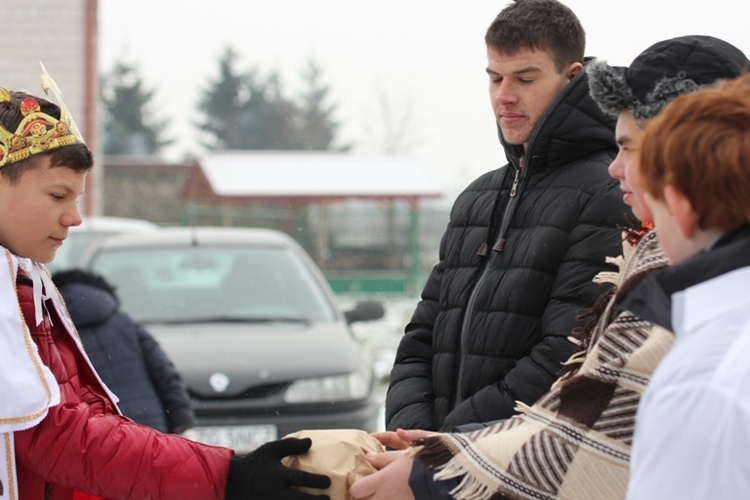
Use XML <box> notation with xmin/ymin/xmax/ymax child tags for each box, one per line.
<box><xmin>639</xmin><ymin>74</ymin><xmax>750</xmax><ymax>231</ymax></box>
<box><xmin>0</xmin><ymin>90</ymin><xmax>93</xmax><ymax>183</ymax></box>
<box><xmin>485</xmin><ymin>0</ymin><xmax>585</xmax><ymax>72</ymax></box>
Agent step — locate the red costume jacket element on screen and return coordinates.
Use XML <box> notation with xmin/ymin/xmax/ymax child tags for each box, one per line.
<box><xmin>13</xmin><ymin>273</ymin><xmax>234</xmax><ymax>499</ymax></box>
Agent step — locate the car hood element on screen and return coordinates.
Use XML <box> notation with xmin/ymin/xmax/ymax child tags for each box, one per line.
<box><xmin>147</xmin><ymin>320</ymin><xmax>366</xmax><ymax>396</ymax></box>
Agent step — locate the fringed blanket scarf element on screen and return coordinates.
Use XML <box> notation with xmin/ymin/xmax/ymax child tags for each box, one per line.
<box><xmin>416</xmin><ymin>231</ymin><xmax>673</xmax><ymax>499</ymax></box>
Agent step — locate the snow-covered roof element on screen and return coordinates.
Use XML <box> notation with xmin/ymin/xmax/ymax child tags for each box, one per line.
<box><xmin>197</xmin><ymin>151</ymin><xmax>444</xmax><ymax>201</ymax></box>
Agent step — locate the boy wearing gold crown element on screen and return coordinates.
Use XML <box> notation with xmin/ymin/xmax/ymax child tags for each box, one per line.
<box><xmin>0</xmin><ymin>73</ymin><xmax>330</xmax><ymax>499</ymax></box>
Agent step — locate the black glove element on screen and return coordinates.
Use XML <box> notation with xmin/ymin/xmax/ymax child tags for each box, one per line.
<box><xmin>225</xmin><ymin>437</ymin><xmax>331</xmax><ymax>500</ymax></box>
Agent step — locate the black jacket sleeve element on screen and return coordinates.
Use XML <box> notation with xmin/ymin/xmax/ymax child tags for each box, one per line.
<box><xmin>409</xmin><ymin>457</ymin><xmax>457</xmax><ymax>499</ymax></box>
<box><xmin>384</xmin><ymin>258</ymin><xmax>443</xmax><ymax>431</ymax></box>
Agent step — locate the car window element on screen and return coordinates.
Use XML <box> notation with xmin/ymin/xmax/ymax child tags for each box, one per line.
<box><xmin>48</xmin><ymin>231</ymin><xmax>114</xmax><ymax>273</ymax></box>
<box><xmin>89</xmin><ymin>245</ymin><xmax>337</xmax><ymax>324</ymax></box>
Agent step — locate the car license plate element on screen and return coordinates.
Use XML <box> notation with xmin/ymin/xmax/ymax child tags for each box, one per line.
<box><xmin>190</xmin><ymin>424</ymin><xmax>278</xmax><ymax>452</ymax></box>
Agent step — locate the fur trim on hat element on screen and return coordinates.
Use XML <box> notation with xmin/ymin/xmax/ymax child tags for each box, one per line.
<box><xmin>638</xmin><ymin>76</ymin><xmax>701</xmax><ymax>120</ymax></box>
<box><xmin>588</xmin><ymin>35</ymin><xmax>750</xmax><ymax>121</ymax></box>
<box><xmin>588</xmin><ymin>60</ymin><xmax>703</xmax><ymax>120</ymax></box>
<box><xmin>587</xmin><ymin>59</ymin><xmax>635</xmax><ymax>117</ymax></box>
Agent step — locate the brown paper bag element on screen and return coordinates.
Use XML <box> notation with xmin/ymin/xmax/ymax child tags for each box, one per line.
<box><xmin>281</xmin><ymin>429</ymin><xmax>385</xmax><ymax>499</ymax></box>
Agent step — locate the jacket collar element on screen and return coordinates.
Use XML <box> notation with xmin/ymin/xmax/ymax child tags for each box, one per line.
<box><xmin>621</xmin><ymin>225</ymin><xmax>750</xmax><ymax>331</ymax></box>
<box><xmin>674</xmin><ymin>265</ymin><xmax>750</xmax><ymax>336</ymax></box>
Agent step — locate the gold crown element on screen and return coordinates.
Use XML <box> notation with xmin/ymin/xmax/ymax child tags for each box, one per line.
<box><xmin>0</xmin><ymin>63</ymin><xmax>86</xmax><ymax>168</ymax></box>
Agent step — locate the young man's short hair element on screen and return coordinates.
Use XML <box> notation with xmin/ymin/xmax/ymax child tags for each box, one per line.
<box><xmin>639</xmin><ymin>74</ymin><xmax>750</xmax><ymax>231</ymax></box>
<box><xmin>0</xmin><ymin>90</ymin><xmax>93</xmax><ymax>183</ymax></box>
<box><xmin>485</xmin><ymin>0</ymin><xmax>585</xmax><ymax>71</ymax></box>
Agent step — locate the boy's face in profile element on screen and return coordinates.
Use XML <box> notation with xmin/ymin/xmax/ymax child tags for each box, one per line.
<box><xmin>0</xmin><ymin>156</ymin><xmax>86</xmax><ymax>263</ymax></box>
<box><xmin>609</xmin><ymin>111</ymin><xmax>653</xmax><ymax>224</ymax></box>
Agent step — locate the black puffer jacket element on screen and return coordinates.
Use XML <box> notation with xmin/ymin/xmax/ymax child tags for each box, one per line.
<box><xmin>386</xmin><ymin>65</ymin><xmax>629</xmax><ymax>432</ymax></box>
<box><xmin>54</xmin><ymin>269</ymin><xmax>196</xmax><ymax>434</ymax></box>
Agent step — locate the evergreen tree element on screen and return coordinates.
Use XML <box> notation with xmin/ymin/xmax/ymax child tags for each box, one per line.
<box><xmin>298</xmin><ymin>58</ymin><xmax>341</xmax><ymax>150</ymax></box>
<box><xmin>196</xmin><ymin>47</ymin><xmax>342</xmax><ymax>151</ymax></box>
<box><xmin>244</xmin><ymin>70</ymin><xmax>304</xmax><ymax>149</ymax></box>
<box><xmin>195</xmin><ymin>47</ymin><xmax>250</xmax><ymax>149</ymax></box>
<box><xmin>101</xmin><ymin>60</ymin><xmax>171</xmax><ymax>157</ymax></box>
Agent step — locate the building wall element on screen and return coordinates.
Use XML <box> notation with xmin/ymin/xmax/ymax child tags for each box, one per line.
<box><xmin>0</xmin><ymin>1</ymin><xmax>88</xmax><ymax>119</ymax></box>
<box><xmin>103</xmin><ymin>160</ymin><xmax>193</xmax><ymax>225</ymax></box>
<box><xmin>0</xmin><ymin>0</ymin><xmax>101</xmax><ymax>214</ymax></box>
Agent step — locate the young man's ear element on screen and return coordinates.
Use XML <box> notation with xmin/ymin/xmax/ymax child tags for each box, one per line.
<box><xmin>567</xmin><ymin>62</ymin><xmax>584</xmax><ymax>80</ymax></box>
<box><xmin>663</xmin><ymin>185</ymin><xmax>698</xmax><ymax>239</ymax></box>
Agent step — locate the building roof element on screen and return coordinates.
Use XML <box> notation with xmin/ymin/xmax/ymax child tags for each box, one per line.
<box><xmin>197</xmin><ymin>151</ymin><xmax>444</xmax><ymax>201</ymax></box>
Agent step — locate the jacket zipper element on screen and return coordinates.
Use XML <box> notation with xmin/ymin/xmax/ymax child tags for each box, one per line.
<box><xmin>510</xmin><ymin>167</ymin><xmax>521</xmax><ymax>197</ymax></box>
<box><xmin>494</xmin><ymin>165</ymin><xmax>523</xmax><ymax>253</ymax></box>
<box><xmin>450</xmin><ymin>77</ymin><xmax>566</xmax><ymax>414</ymax></box>
<box><xmin>453</xmin><ymin>162</ymin><xmax>525</xmax><ymax>410</ymax></box>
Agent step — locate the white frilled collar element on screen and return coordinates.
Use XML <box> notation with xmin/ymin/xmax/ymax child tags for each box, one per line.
<box><xmin>0</xmin><ymin>249</ymin><xmax>60</xmax><ymax>432</ymax></box>
<box><xmin>15</xmin><ymin>255</ymin><xmax>56</xmax><ymax>327</ymax></box>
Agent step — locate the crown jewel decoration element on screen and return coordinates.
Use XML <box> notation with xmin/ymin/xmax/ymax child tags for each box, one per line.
<box><xmin>0</xmin><ymin>63</ymin><xmax>86</xmax><ymax>168</ymax></box>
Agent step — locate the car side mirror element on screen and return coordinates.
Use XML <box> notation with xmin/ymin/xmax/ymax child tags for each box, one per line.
<box><xmin>344</xmin><ymin>300</ymin><xmax>385</xmax><ymax>324</ymax></box>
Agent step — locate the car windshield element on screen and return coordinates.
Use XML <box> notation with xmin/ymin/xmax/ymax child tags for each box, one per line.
<box><xmin>88</xmin><ymin>244</ymin><xmax>337</xmax><ymax>324</ymax></box>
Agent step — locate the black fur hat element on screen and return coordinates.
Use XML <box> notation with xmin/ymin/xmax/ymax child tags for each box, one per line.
<box><xmin>588</xmin><ymin>35</ymin><xmax>750</xmax><ymax>120</ymax></box>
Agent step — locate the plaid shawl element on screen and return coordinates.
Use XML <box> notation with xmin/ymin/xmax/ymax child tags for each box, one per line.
<box><xmin>416</xmin><ymin>230</ymin><xmax>673</xmax><ymax>499</ymax></box>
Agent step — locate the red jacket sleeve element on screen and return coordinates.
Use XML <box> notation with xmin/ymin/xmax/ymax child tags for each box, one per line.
<box><xmin>14</xmin><ymin>277</ymin><xmax>234</xmax><ymax>500</ymax></box>
<box><xmin>15</xmin><ymin>405</ymin><xmax>233</xmax><ymax>499</ymax></box>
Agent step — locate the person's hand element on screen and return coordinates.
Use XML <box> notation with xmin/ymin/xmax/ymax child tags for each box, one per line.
<box><xmin>349</xmin><ymin>449</ymin><xmax>415</xmax><ymax>499</ymax></box>
<box><xmin>225</xmin><ymin>437</ymin><xmax>331</xmax><ymax>499</ymax></box>
<box><xmin>371</xmin><ymin>428</ymin><xmax>433</xmax><ymax>450</ymax></box>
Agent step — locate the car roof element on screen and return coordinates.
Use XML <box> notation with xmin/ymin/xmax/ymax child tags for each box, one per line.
<box><xmin>73</xmin><ymin>216</ymin><xmax>160</xmax><ymax>233</ymax></box>
<box><xmin>84</xmin><ymin>226</ymin><xmax>299</xmax><ymax>251</ymax></box>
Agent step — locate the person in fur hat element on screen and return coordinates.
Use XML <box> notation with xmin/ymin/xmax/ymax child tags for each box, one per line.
<box><xmin>349</xmin><ymin>35</ymin><xmax>749</xmax><ymax>500</ymax></box>
<box><xmin>622</xmin><ymin>73</ymin><xmax>750</xmax><ymax>500</ymax></box>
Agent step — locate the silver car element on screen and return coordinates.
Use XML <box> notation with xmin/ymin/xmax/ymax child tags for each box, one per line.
<box><xmin>78</xmin><ymin>226</ymin><xmax>384</xmax><ymax>452</ymax></box>
<box><xmin>48</xmin><ymin>216</ymin><xmax>159</xmax><ymax>273</ymax></box>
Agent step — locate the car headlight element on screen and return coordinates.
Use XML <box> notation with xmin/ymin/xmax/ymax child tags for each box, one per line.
<box><xmin>284</xmin><ymin>366</ymin><xmax>372</xmax><ymax>403</ymax></box>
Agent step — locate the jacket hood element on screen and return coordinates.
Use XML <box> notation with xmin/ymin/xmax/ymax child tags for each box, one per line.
<box><xmin>58</xmin><ymin>281</ymin><xmax>119</xmax><ymax>328</ymax></box>
<box><xmin>499</xmin><ymin>58</ymin><xmax>617</xmax><ymax>169</ymax></box>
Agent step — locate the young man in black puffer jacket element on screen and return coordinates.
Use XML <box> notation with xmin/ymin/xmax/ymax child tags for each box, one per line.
<box><xmin>385</xmin><ymin>0</ymin><xmax>629</xmax><ymax>433</ymax></box>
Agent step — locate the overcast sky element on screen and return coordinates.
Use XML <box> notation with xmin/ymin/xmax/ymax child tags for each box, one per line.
<box><xmin>98</xmin><ymin>0</ymin><xmax>749</xmax><ymax>199</ymax></box>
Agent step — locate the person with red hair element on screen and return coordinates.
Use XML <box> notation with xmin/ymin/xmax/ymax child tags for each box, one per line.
<box><xmin>623</xmin><ymin>74</ymin><xmax>750</xmax><ymax>499</ymax></box>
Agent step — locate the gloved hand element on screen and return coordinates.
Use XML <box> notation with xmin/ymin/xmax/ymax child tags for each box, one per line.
<box><xmin>225</xmin><ymin>437</ymin><xmax>331</xmax><ymax>499</ymax></box>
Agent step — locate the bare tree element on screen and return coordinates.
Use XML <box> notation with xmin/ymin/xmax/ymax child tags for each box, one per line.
<box><xmin>362</xmin><ymin>83</ymin><xmax>425</xmax><ymax>155</ymax></box>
